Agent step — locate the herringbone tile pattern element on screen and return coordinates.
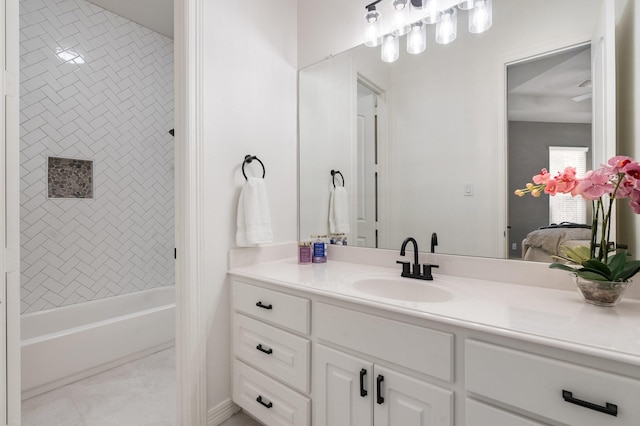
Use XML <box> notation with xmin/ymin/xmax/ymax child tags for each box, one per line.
<box><xmin>19</xmin><ymin>0</ymin><xmax>174</xmax><ymax>313</ymax></box>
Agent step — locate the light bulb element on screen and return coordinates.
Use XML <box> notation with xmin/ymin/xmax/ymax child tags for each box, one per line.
<box><xmin>457</xmin><ymin>0</ymin><xmax>482</xmax><ymax>10</ymax></box>
<box><xmin>422</xmin><ymin>0</ymin><xmax>440</xmax><ymax>24</ymax></box>
<box><xmin>393</xmin><ymin>0</ymin><xmax>408</xmax><ymax>10</ymax></box>
<box><xmin>392</xmin><ymin>2</ymin><xmax>411</xmax><ymax>36</ymax></box>
<box><xmin>365</xmin><ymin>21</ymin><xmax>382</xmax><ymax>47</ymax></box>
<box><xmin>436</xmin><ymin>8</ymin><xmax>457</xmax><ymax>44</ymax></box>
<box><xmin>381</xmin><ymin>35</ymin><xmax>399</xmax><ymax>63</ymax></box>
<box><xmin>469</xmin><ymin>0</ymin><xmax>492</xmax><ymax>33</ymax></box>
<box><xmin>407</xmin><ymin>22</ymin><xmax>426</xmax><ymax>54</ymax></box>
<box><xmin>365</xmin><ymin>6</ymin><xmax>380</xmax><ymax>23</ymax></box>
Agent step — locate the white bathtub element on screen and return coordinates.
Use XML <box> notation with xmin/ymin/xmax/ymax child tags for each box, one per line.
<box><xmin>21</xmin><ymin>286</ymin><xmax>175</xmax><ymax>399</ymax></box>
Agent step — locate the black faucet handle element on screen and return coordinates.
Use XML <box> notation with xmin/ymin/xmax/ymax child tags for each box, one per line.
<box><xmin>422</xmin><ymin>263</ymin><xmax>439</xmax><ymax>280</ymax></box>
<box><xmin>396</xmin><ymin>260</ymin><xmax>411</xmax><ymax>277</ymax></box>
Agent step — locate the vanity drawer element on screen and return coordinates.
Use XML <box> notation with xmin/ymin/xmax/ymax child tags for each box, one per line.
<box><xmin>233</xmin><ymin>281</ymin><xmax>310</xmax><ymax>334</ymax></box>
<box><xmin>466</xmin><ymin>399</ymin><xmax>548</xmax><ymax>426</ymax></box>
<box><xmin>233</xmin><ymin>313</ymin><xmax>310</xmax><ymax>393</ymax></box>
<box><xmin>465</xmin><ymin>340</ymin><xmax>640</xmax><ymax>426</ymax></box>
<box><xmin>233</xmin><ymin>359</ymin><xmax>310</xmax><ymax>426</ymax></box>
<box><xmin>316</xmin><ymin>302</ymin><xmax>453</xmax><ymax>382</ymax></box>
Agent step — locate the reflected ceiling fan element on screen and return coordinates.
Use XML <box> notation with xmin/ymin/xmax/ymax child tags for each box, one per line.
<box><xmin>572</xmin><ymin>79</ymin><xmax>592</xmax><ymax>102</ymax></box>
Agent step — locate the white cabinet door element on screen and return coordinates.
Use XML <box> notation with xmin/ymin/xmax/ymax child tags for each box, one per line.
<box><xmin>315</xmin><ymin>345</ymin><xmax>373</xmax><ymax>426</ymax></box>
<box><xmin>373</xmin><ymin>365</ymin><xmax>453</xmax><ymax>426</ymax></box>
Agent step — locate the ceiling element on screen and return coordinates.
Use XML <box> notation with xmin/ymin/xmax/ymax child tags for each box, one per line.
<box><xmin>508</xmin><ymin>45</ymin><xmax>592</xmax><ymax>124</ymax></box>
<box><xmin>87</xmin><ymin>0</ymin><xmax>173</xmax><ymax>38</ymax></box>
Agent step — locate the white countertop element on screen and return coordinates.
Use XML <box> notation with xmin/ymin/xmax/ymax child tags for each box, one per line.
<box><xmin>229</xmin><ymin>257</ymin><xmax>640</xmax><ymax>366</ymax></box>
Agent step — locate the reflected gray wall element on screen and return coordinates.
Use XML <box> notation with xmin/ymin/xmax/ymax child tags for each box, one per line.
<box><xmin>508</xmin><ymin>122</ymin><xmax>592</xmax><ymax>259</ymax></box>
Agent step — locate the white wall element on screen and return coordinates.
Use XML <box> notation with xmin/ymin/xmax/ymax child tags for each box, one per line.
<box><xmin>19</xmin><ymin>0</ymin><xmax>174</xmax><ymax>313</ymax></box>
<box><xmin>616</xmin><ymin>0</ymin><xmax>640</xmax><ymax>255</ymax></box>
<box><xmin>298</xmin><ymin>46</ymin><xmax>388</xmax><ymax>242</ymax></box>
<box><xmin>201</xmin><ymin>0</ymin><xmax>297</xmax><ymax>411</ymax></box>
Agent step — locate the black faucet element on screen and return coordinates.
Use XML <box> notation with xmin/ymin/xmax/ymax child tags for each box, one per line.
<box><xmin>397</xmin><ymin>237</ymin><xmax>439</xmax><ymax>280</ymax></box>
<box><xmin>430</xmin><ymin>232</ymin><xmax>438</xmax><ymax>253</ymax></box>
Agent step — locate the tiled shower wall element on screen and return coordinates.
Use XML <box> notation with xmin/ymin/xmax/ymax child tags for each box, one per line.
<box><xmin>19</xmin><ymin>0</ymin><xmax>174</xmax><ymax>313</ymax></box>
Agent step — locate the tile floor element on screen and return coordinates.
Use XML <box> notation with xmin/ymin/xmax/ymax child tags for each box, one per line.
<box><xmin>21</xmin><ymin>347</ymin><xmax>262</xmax><ymax>426</ymax></box>
<box><xmin>220</xmin><ymin>411</ymin><xmax>262</xmax><ymax>426</ymax></box>
<box><xmin>22</xmin><ymin>348</ymin><xmax>177</xmax><ymax>426</ymax></box>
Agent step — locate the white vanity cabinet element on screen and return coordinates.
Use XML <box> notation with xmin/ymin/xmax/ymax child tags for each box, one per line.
<box><xmin>231</xmin><ymin>280</ymin><xmax>311</xmax><ymax>426</ymax></box>
<box><xmin>314</xmin><ymin>303</ymin><xmax>454</xmax><ymax>426</ymax></box>
<box><xmin>465</xmin><ymin>339</ymin><xmax>640</xmax><ymax>426</ymax></box>
<box><xmin>315</xmin><ymin>345</ymin><xmax>453</xmax><ymax>426</ymax></box>
<box><xmin>229</xmin><ymin>269</ymin><xmax>640</xmax><ymax>426</ymax></box>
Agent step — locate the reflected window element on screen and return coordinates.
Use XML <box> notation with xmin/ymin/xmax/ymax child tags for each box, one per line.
<box><xmin>548</xmin><ymin>146</ymin><xmax>588</xmax><ymax>224</ymax></box>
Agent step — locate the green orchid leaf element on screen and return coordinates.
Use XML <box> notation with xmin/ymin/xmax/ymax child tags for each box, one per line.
<box><xmin>618</xmin><ymin>260</ymin><xmax>640</xmax><ymax>281</ymax></box>
<box><xmin>607</xmin><ymin>251</ymin><xmax>627</xmax><ymax>278</ymax></box>
<box><xmin>550</xmin><ymin>255</ymin><xmax>578</xmax><ymax>264</ymax></box>
<box><xmin>559</xmin><ymin>245</ymin><xmax>591</xmax><ymax>264</ymax></box>
<box><xmin>581</xmin><ymin>260</ymin><xmax>613</xmax><ymax>280</ymax></box>
<box><xmin>576</xmin><ymin>270</ymin><xmax>611</xmax><ymax>281</ymax></box>
<box><xmin>549</xmin><ymin>263</ymin><xmax>580</xmax><ymax>272</ymax></box>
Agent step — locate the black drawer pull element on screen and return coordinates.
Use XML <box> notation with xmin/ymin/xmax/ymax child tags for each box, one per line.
<box><xmin>256</xmin><ymin>301</ymin><xmax>273</xmax><ymax>310</ymax></box>
<box><xmin>256</xmin><ymin>344</ymin><xmax>273</xmax><ymax>355</ymax></box>
<box><xmin>256</xmin><ymin>395</ymin><xmax>273</xmax><ymax>409</ymax></box>
<box><xmin>360</xmin><ymin>368</ymin><xmax>368</xmax><ymax>397</ymax></box>
<box><xmin>376</xmin><ymin>374</ymin><xmax>384</xmax><ymax>404</ymax></box>
<box><xmin>562</xmin><ymin>390</ymin><xmax>618</xmax><ymax>417</ymax></box>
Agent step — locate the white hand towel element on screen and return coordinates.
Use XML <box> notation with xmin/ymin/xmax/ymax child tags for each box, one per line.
<box><xmin>236</xmin><ymin>177</ymin><xmax>273</xmax><ymax>247</ymax></box>
<box><xmin>329</xmin><ymin>186</ymin><xmax>350</xmax><ymax>234</ymax></box>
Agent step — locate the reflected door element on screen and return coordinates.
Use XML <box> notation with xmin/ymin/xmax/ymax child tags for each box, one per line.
<box><xmin>356</xmin><ymin>84</ymin><xmax>379</xmax><ymax>248</ymax></box>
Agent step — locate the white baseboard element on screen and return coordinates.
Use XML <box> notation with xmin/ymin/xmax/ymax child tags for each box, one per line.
<box><xmin>207</xmin><ymin>398</ymin><xmax>241</xmax><ymax>426</ymax></box>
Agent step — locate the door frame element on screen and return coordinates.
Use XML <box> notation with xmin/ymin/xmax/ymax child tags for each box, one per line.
<box><xmin>497</xmin><ymin>34</ymin><xmax>595</xmax><ymax>259</ymax></box>
<box><xmin>4</xmin><ymin>0</ymin><xmax>21</xmax><ymax>423</ymax></box>
<box><xmin>174</xmin><ymin>0</ymin><xmax>209</xmax><ymax>423</ymax></box>
<box><xmin>2</xmin><ymin>0</ymin><xmax>209</xmax><ymax>423</ymax></box>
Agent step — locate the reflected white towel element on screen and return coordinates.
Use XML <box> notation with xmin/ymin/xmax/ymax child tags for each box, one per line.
<box><xmin>236</xmin><ymin>177</ymin><xmax>273</xmax><ymax>247</ymax></box>
<box><xmin>329</xmin><ymin>186</ymin><xmax>350</xmax><ymax>234</ymax></box>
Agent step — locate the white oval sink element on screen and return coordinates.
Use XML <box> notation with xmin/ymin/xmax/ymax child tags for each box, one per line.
<box><xmin>352</xmin><ymin>277</ymin><xmax>453</xmax><ymax>302</ymax></box>
<box><xmin>341</xmin><ymin>272</ymin><xmax>471</xmax><ymax>303</ymax></box>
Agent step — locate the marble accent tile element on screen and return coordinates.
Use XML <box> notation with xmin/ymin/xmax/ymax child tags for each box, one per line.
<box><xmin>47</xmin><ymin>157</ymin><xmax>93</xmax><ymax>198</ymax></box>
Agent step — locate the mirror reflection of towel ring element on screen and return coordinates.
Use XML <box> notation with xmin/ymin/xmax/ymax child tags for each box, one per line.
<box><xmin>242</xmin><ymin>155</ymin><xmax>266</xmax><ymax>180</ymax></box>
<box><xmin>331</xmin><ymin>170</ymin><xmax>344</xmax><ymax>188</ymax></box>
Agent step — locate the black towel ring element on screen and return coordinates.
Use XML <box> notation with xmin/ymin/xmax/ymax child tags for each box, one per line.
<box><xmin>242</xmin><ymin>155</ymin><xmax>266</xmax><ymax>180</ymax></box>
<box><xmin>331</xmin><ymin>170</ymin><xmax>344</xmax><ymax>188</ymax></box>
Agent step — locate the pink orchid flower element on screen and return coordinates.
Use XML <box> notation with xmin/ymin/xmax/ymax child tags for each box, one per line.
<box><xmin>572</xmin><ymin>169</ymin><xmax>614</xmax><ymax>200</ymax></box>
<box><xmin>606</xmin><ymin>155</ymin><xmax>633</xmax><ymax>173</ymax></box>
<box><xmin>623</xmin><ymin>161</ymin><xmax>640</xmax><ymax>180</ymax></box>
<box><xmin>532</xmin><ymin>168</ymin><xmax>550</xmax><ymax>185</ymax></box>
<box><xmin>630</xmin><ymin>189</ymin><xmax>640</xmax><ymax>214</ymax></box>
<box><xmin>615</xmin><ymin>176</ymin><xmax>635</xmax><ymax>199</ymax></box>
<box><xmin>554</xmin><ymin>166</ymin><xmax>578</xmax><ymax>194</ymax></box>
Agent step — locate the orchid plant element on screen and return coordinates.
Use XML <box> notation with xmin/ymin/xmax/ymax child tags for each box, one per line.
<box><xmin>515</xmin><ymin>156</ymin><xmax>640</xmax><ymax>283</ymax></box>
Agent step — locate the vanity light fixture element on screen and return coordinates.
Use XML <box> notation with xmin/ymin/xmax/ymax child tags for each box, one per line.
<box><xmin>435</xmin><ymin>8</ymin><xmax>457</xmax><ymax>44</ymax></box>
<box><xmin>407</xmin><ymin>22</ymin><xmax>427</xmax><ymax>54</ymax></box>
<box><xmin>468</xmin><ymin>0</ymin><xmax>492</xmax><ymax>33</ymax></box>
<box><xmin>381</xmin><ymin>34</ymin><xmax>400</xmax><ymax>62</ymax></box>
<box><xmin>365</xmin><ymin>0</ymin><xmax>383</xmax><ymax>47</ymax></box>
<box><xmin>364</xmin><ymin>0</ymin><xmax>493</xmax><ymax>62</ymax></box>
<box><xmin>421</xmin><ymin>0</ymin><xmax>442</xmax><ymax>24</ymax></box>
<box><xmin>392</xmin><ymin>0</ymin><xmax>412</xmax><ymax>36</ymax></box>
